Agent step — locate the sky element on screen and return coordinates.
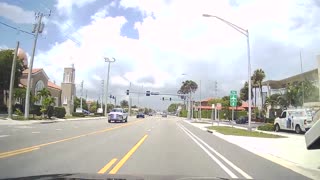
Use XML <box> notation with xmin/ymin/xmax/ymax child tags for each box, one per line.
<box><xmin>0</xmin><ymin>0</ymin><xmax>319</xmax><ymax>110</ymax></box>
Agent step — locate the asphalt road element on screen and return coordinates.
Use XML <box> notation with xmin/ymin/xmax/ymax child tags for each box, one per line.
<box><xmin>0</xmin><ymin>116</ymin><xmax>310</xmax><ymax>179</ymax></box>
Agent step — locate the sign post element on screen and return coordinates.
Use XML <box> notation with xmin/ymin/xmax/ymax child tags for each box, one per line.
<box><xmin>216</xmin><ymin>103</ymin><xmax>221</xmax><ymax>126</ymax></box>
<box><xmin>211</xmin><ymin>104</ymin><xmax>215</xmax><ymax>126</ymax></box>
<box><xmin>230</xmin><ymin>90</ymin><xmax>237</xmax><ymax>127</ymax></box>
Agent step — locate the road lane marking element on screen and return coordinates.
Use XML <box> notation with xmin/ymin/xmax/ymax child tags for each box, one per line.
<box><xmin>0</xmin><ymin>119</ymin><xmax>144</xmax><ymax>159</ymax></box>
<box><xmin>0</xmin><ymin>147</ymin><xmax>39</xmax><ymax>158</ymax></box>
<box><xmin>31</xmin><ymin>132</ymin><xmax>40</xmax><ymax>134</ymax></box>
<box><xmin>98</xmin><ymin>158</ymin><xmax>117</xmax><ymax>174</ymax></box>
<box><xmin>55</xmin><ymin>129</ymin><xmax>62</xmax><ymax>131</ymax></box>
<box><xmin>177</xmin><ymin>124</ymin><xmax>238</xmax><ymax>178</ymax></box>
<box><xmin>179</xmin><ymin>124</ymin><xmax>252</xmax><ymax>179</ymax></box>
<box><xmin>109</xmin><ymin>134</ymin><xmax>148</xmax><ymax>174</ymax></box>
<box><xmin>0</xmin><ymin>135</ymin><xmax>9</xmax><ymax>138</ymax></box>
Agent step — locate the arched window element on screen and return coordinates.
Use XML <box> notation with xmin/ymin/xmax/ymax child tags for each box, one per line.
<box><xmin>34</xmin><ymin>80</ymin><xmax>44</xmax><ymax>105</ymax></box>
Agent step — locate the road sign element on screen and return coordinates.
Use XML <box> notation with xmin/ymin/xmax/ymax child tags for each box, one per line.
<box><xmin>216</xmin><ymin>103</ymin><xmax>222</xmax><ymax>110</ymax></box>
<box><xmin>146</xmin><ymin>91</ymin><xmax>150</xmax><ymax>96</ymax></box>
<box><xmin>211</xmin><ymin>104</ymin><xmax>215</xmax><ymax>108</ymax></box>
<box><xmin>150</xmin><ymin>92</ymin><xmax>160</xmax><ymax>95</ymax></box>
<box><xmin>230</xmin><ymin>90</ymin><xmax>237</xmax><ymax>107</ymax></box>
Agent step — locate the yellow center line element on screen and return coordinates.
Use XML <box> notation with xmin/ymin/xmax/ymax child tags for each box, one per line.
<box><xmin>109</xmin><ymin>134</ymin><xmax>148</xmax><ymax>174</ymax></box>
<box><xmin>98</xmin><ymin>158</ymin><xmax>118</xmax><ymax>174</ymax></box>
<box><xmin>0</xmin><ymin>119</ymin><xmax>144</xmax><ymax>159</ymax></box>
<box><xmin>0</xmin><ymin>147</ymin><xmax>39</xmax><ymax>159</ymax></box>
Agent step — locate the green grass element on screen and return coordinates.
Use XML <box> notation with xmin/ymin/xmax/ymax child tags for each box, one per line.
<box><xmin>192</xmin><ymin>121</ymin><xmax>211</xmax><ymax>124</ymax></box>
<box><xmin>208</xmin><ymin>126</ymin><xmax>284</xmax><ymax>138</ymax></box>
<box><xmin>12</xmin><ymin>115</ymin><xmax>44</xmax><ymax>120</ymax></box>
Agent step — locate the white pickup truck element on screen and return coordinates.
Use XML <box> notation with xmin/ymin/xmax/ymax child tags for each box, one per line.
<box><xmin>108</xmin><ymin>108</ymin><xmax>128</xmax><ymax>123</ymax></box>
<box><xmin>274</xmin><ymin>109</ymin><xmax>313</xmax><ymax>134</ymax></box>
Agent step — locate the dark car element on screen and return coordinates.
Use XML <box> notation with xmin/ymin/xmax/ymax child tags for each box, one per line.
<box><xmin>162</xmin><ymin>113</ymin><xmax>167</xmax><ymax>118</ymax></box>
<box><xmin>82</xmin><ymin>109</ymin><xmax>90</xmax><ymax>115</ymax></box>
<box><xmin>236</xmin><ymin>116</ymin><xmax>248</xmax><ymax>124</ymax></box>
<box><xmin>136</xmin><ymin>112</ymin><xmax>145</xmax><ymax>118</ymax></box>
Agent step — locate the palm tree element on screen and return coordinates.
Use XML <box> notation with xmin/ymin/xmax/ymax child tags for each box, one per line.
<box><xmin>252</xmin><ymin>69</ymin><xmax>266</xmax><ymax>110</ymax></box>
<box><xmin>251</xmin><ymin>75</ymin><xmax>259</xmax><ymax>107</ymax></box>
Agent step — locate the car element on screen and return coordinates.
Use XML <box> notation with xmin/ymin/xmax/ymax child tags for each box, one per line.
<box><xmin>235</xmin><ymin>116</ymin><xmax>248</xmax><ymax>124</ymax></box>
<box><xmin>148</xmin><ymin>113</ymin><xmax>153</xmax><ymax>116</ymax></box>
<box><xmin>274</xmin><ymin>109</ymin><xmax>313</xmax><ymax>134</ymax></box>
<box><xmin>136</xmin><ymin>112</ymin><xmax>145</xmax><ymax>118</ymax></box>
<box><xmin>82</xmin><ymin>109</ymin><xmax>90</xmax><ymax>115</ymax></box>
<box><xmin>162</xmin><ymin>113</ymin><xmax>167</xmax><ymax>118</ymax></box>
<box><xmin>108</xmin><ymin>108</ymin><xmax>128</xmax><ymax>123</ymax></box>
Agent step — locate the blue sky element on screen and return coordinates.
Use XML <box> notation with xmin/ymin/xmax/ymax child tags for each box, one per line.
<box><xmin>0</xmin><ymin>0</ymin><xmax>319</xmax><ymax>109</ymax></box>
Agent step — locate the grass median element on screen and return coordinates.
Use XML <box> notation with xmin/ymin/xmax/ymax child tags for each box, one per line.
<box><xmin>208</xmin><ymin>126</ymin><xmax>284</xmax><ymax>138</ymax></box>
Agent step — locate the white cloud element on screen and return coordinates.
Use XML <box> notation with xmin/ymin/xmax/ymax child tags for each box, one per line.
<box><xmin>55</xmin><ymin>0</ymin><xmax>97</xmax><ymax>15</ymax></box>
<box><xmin>0</xmin><ymin>2</ymin><xmax>34</xmax><ymax>24</ymax></box>
<box><xmin>32</xmin><ymin>0</ymin><xmax>320</xmax><ymax>109</ymax></box>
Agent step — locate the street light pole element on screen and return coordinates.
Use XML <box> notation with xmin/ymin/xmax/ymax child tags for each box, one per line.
<box><xmin>104</xmin><ymin>57</ymin><xmax>116</xmax><ymax>116</ymax></box>
<box><xmin>203</xmin><ymin>14</ymin><xmax>252</xmax><ymax>130</ymax></box>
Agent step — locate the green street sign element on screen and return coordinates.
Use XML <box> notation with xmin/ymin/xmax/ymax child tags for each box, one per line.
<box><xmin>230</xmin><ymin>101</ymin><xmax>237</xmax><ymax>107</ymax></box>
<box><xmin>230</xmin><ymin>90</ymin><xmax>237</xmax><ymax>107</ymax></box>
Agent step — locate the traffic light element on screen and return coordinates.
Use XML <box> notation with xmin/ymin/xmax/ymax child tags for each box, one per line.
<box><xmin>146</xmin><ymin>91</ymin><xmax>150</xmax><ymax>96</ymax></box>
<box><xmin>169</xmin><ymin>97</ymin><xmax>172</xmax><ymax>101</ymax></box>
<box><xmin>162</xmin><ymin>97</ymin><xmax>164</xmax><ymax>101</ymax></box>
<box><xmin>126</xmin><ymin>90</ymin><xmax>129</xmax><ymax>95</ymax></box>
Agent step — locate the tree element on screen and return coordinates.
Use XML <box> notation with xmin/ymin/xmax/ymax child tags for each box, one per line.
<box><xmin>0</xmin><ymin>49</ymin><xmax>25</xmax><ymax>108</ymax></box>
<box><xmin>265</xmin><ymin>93</ymin><xmax>281</xmax><ymax>109</ymax></box>
<box><xmin>168</xmin><ymin>103</ymin><xmax>180</xmax><ymax>113</ymax></box>
<box><xmin>120</xmin><ymin>100</ymin><xmax>129</xmax><ymax>108</ymax></box>
<box><xmin>89</xmin><ymin>101</ymin><xmax>98</xmax><ymax>113</ymax></box>
<box><xmin>132</xmin><ymin>105</ymin><xmax>137</xmax><ymax>108</ymax></box>
<box><xmin>240</xmin><ymin>81</ymin><xmax>253</xmax><ymax>102</ymax></box>
<box><xmin>36</xmin><ymin>88</ymin><xmax>55</xmax><ymax>118</ymax></box>
<box><xmin>252</xmin><ymin>69</ymin><xmax>266</xmax><ymax>108</ymax></box>
<box><xmin>177</xmin><ymin>80</ymin><xmax>198</xmax><ymax>94</ymax></box>
<box><xmin>73</xmin><ymin>97</ymin><xmax>88</xmax><ymax>111</ymax></box>
<box><xmin>251</xmin><ymin>75</ymin><xmax>259</xmax><ymax>106</ymax></box>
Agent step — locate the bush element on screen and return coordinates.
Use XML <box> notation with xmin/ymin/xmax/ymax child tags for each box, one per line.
<box><xmin>54</xmin><ymin>107</ymin><xmax>66</xmax><ymax>118</ymax></box>
<box><xmin>266</xmin><ymin>118</ymin><xmax>275</xmax><ymax>124</ymax></box>
<box><xmin>14</xmin><ymin>109</ymin><xmax>23</xmax><ymax>116</ymax></box>
<box><xmin>257</xmin><ymin>123</ymin><xmax>275</xmax><ymax>131</ymax></box>
<box><xmin>13</xmin><ymin>104</ymin><xmax>23</xmax><ymax>112</ymax></box>
<box><xmin>47</xmin><ymin>106</ymin><xmax>54</xmax><ymax>119</ymax></box>
<box><xmin>0</xmin><ymin>105</ymin><xmax>8</xmax><ymax>113</ymax></box>
<box><xmin>94</xmin><ymin>113</ymin><xmax>103</xmax><ymax>116</ymax></box>
<box><xmin>30</xmin><ymin>105</ymin><xmax>41</xmax><ymax>116</ymax></box>
<box><xmin>72</xmin><ymin>112</ymin><xmax>85</xmax><ymax>117</ymax></box>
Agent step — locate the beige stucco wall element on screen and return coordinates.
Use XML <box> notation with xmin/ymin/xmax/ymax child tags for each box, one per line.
<box><xmin>48</xmin><ymin>87</ymin><xmax>61</xmax><ymax>106</ymax></box>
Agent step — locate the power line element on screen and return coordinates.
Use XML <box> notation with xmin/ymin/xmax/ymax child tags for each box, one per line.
<box><xmin>0</xmin><ymin>21</ymin><xmax>34</xmax><ymax>37</ymax></box>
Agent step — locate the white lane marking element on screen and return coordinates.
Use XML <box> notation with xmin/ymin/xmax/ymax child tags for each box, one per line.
<box><xmin>55</xmin><ymin>129</ymin><xmax>62</xmax><ymax>131</ymax></box>
<box><xmin>177</xmin><ymin>124</ymin><xmax>238</xmax><ymax>178</ymax></box>
<box><xmin>0</xmin><ymin>135</ymin><xmax>9</xmax><ymax>138</ymax></box>
<box><xmin>31</xmin><ymin>132</ymin><xmax>40</xmax><ymax>134</ymax></box>
<box><xmin>179</xmin><ymin>124</ymin><xmax>253</xmax><ymax>179</ymax></box>
<box><xmin>16</xmin><ymin>126</ymin><xmax>32</xmax><ymax>129</ymax></box>
<box><xmin>147</xmin><ymin>129</ymin><xmax>151</xmax><ymax>132</ymax></box>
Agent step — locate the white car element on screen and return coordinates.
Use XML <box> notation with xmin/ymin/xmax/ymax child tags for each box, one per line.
<box><xmin>108</xmin><ymin>108</ymin><xmax>128</xmax><ymax>123</ymax></box>
<box><xmin>274</xmin><ymin>109</ymin><xmax>313</xmax><ymax>134</ymax></box>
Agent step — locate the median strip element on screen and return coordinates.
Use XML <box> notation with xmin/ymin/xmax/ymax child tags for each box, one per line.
<box><xmin>98</xmin><ymin>158</ymin><xmax>118</xmax><ymax>174</ymax></box>
<box><xmin>0</xmin><ymin>119</ymin><xmax>144</xmax><ymax>159</ymax></box>
<box><xmin>109</xmin><ymin>135</ymin><xmax>148</xmax><ymax>174</ymax></box>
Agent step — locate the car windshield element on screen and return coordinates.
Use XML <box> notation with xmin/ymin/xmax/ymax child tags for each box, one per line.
<box><xmin>1</xmin><ymin>1</ymin><xmax>320</xmax><ymax>179</ymax></box>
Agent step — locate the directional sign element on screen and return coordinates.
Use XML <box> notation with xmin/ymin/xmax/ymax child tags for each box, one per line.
<box><xmin>230</xmin><ymin>90</ymin><xmax>237</xmax><ymax>107</ymax></box>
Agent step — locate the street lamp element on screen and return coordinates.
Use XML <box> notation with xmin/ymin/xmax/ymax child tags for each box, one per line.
<box><xmin>203</xmin><ymin>14</ymin><xmax>252</xmax><ymax>130</ymax></box>
<box><xmin>104</xmin><ymin>57</ymin><xmax>116</xmax><ymax>116</ymax></box>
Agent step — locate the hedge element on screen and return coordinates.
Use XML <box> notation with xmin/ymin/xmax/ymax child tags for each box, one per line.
<box><xmin>72</xmin><ymin>112</ymin><xmax>85</xmax><ymax>117</ymax></box>
<box><xmin>54</xmin><ymin>107</ymin><xmax>66</xmax><ymax>118</ymax></box>
<box><xmin>47</xmin><ymin>106</ymin><xmax>54</xmax><ymax>119</ymax></box>
<box><xmin>257</xmin><ymin>123</ymin><xmax>275</xmax><ymax>131</ymax></box>
<box><xmin>30</xmin><ymin>105</ymin><xmax>41</xmax><ymax>116</ymax></box>
<box><xmin>94</xmin><ymin>113</ymin><xmax>103</xmax><ymax>116</ymax></box>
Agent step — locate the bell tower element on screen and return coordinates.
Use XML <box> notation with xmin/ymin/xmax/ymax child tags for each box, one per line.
<box><xmin>61</xmin><ymin>64</ymin><xmax>76</xmax><ymax>115</ymax></box>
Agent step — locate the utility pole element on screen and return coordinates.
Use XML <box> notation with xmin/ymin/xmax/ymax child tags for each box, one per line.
<box><xmin>214</xmin><ymin>81</ymin><xmax>218</xmax><ymax>98</ymax></box>
<box><xmin>80</xmin><ymin>81</ymin><xmax>84</xmax><ymax>110</ymax></box>
<box><xmin>128</xmin><ymin>82</ymin><xmax>132</xmax><ymax>116</ymax></box>
<box><xmin>24</xmin><ymin>11</ymin><xmax>50</xmax><ymax>119</ymax></box>
<box><xmin>101</xmin><ymin>80</ymin><xmax>104</xmax><ymax>109</ymax></box>
<box><xmin>199</xmin><ymin>80</ymin><xmax>202</xmax><ymax>120</ymax></box>
<box><xmin>8</xmin><ymin>41</ymin><xmax>19</xmax><ymax>119</ymax></box>
<box><xmin>300</xmin><ymin>50</ymin><xmax>304</xmax><ymax>106</ymax></box>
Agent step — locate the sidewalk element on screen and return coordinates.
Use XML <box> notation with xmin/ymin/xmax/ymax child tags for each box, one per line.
<box><xmin>0</xmin><ymin>116</ymin><xmax>106</xmax><ymax>126</ymax></box>
<box><xmin>185</xmin><ymin>120</ymin><xmax>320</xmax><ymax>180</ymax></box>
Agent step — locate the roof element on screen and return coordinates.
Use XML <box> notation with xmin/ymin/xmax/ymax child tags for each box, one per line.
<box><xmin>262</xmin><ymin>69</ymin><xmax>318</xmax><ymax>89</ymax></box>
<box><xmin>22</xmin><ymin>68</ymin><xmax>42</xmax><ymax>74</ymax></box>
<box><xmin>47</xmin><ymin>81</ymin><xmax>61</xmax><ymax>90</ymax></box>
<box><xmin>201</xmin><ymin>97</ymin><xmax>214</xmax><ymax>102</ymax></box>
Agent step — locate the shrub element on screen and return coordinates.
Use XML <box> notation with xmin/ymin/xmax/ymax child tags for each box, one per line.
<box><xmin>72</xmin><ymin>112</ymin><xmax>85</xmax><ymax>117</ymax></box>
<box><xmin>0</xmin><ymin>105</ymin><xmax>8</xmax><ymax>113</ymax></box>
<box><xmin>257</xmin><ymin>123</ymin><xmax>275</xmax><ymax>131</ymax></box>
<box><xmin>14</xmin><ymin>109</ymin><xmax>23</xmax><ymax>116</ymax></box>
<box><xmin>54</xmin><ymin>107</ymin><xmax>66</xmax><ymax>118</ymax></box>
<box><xmin>14</xmin><ymin>104</ymin><xmax>23</xmax><ymax>112</ymax></box>
<box><xmin>47</xmin><ymin>106</ymin><xmax>54</xmax><ymax>119</ymax></box>
<box><xmin>94</xmin><ymin>113</ymin><xmax>103</xmax><ymax>116</ymax></box>
<box><xmin>266</xmin><ymin>118</ymin><xmax>275</xmax><ymax>124</ymax></box>
<box><xmin>30</xmin><ymin>105</ymin><xmax>41</xmax><ymax>116</ymax></box>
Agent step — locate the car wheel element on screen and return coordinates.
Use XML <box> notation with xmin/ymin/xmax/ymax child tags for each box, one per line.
<box><xmin>108</xmin><ymin>120</ymin><xmax>111</xmax><ymax>123</ymax></box>
<box><xmin>275</xmin><ymin>124</ymin><xmax>280</xmax><ymax>132</ymax></box>
<box><xmin>295</xmin><ymin>125</ymin><xmax>302</xmax><ymax>134</ymax></box>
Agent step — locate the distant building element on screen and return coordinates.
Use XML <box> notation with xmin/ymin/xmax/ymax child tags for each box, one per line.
<box><xmin>60</xmin><ymin>65</ymin><xmax>76</xmax><ymax>115</ymax></box>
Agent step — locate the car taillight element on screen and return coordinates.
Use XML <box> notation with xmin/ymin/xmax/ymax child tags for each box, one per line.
<box><xmin>304</xmin><ymin>119</ymin><xmax>307</xmax><ymax>125</ymax></box>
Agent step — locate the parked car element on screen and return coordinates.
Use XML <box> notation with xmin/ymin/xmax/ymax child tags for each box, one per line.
<box><xmin>162</xmin><ymin>112</ymin><xmax>167</xmax><ymax>118</ymax></box>
<box><xmin>274</xmin><ymin>109</ymin><xmax>313</xmax><ymax>134</ymax></box>
<box><xmin>235</xmin><ymin>116</ymin><xmax>248</xmax><ymax>124</ymax></box>
<box><xmin>83</xmin><ymin>109</ymin><xmax>90</xmax><ymax>115</ymax></box>
<box><xmin>136</xmin><ymin>112</ymin><xmax>145</xmax><ymax>118</ymax></box>
<box><xmin>108</xmin><ymin>108</ymin><xmax>128</xmax><ymax>123</ymax></box>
